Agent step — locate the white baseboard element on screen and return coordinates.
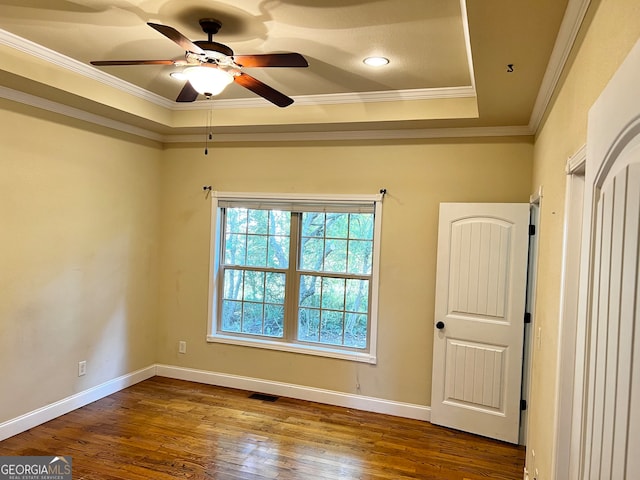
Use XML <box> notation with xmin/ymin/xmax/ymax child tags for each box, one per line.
<box><xmin>0</xmin><ymin>365</ymin><xmax>156</xmax><ymax>441</ymax></box>
<box><xmin>0</xmin><ymin>364</ymin><xmax>430</xmax><ymax>442</ymax></box>
<box><xmin>155</xmin><ymin>364</ymin><xmax>431</xmax><ymax>422</ymax></box>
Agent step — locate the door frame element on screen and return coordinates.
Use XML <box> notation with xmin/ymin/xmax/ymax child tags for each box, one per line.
<box><xmin>552</xmin><ymin>146</ymin><xmax>586</xmax><ymax>479</ymax></box>
<box><xmin>519</xmin><ymin>187</ymin><xmax>542</xmax><ymax>446</ymax></box>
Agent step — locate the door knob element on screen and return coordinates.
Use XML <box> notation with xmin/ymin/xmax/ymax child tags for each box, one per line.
<box><xmin>436</xmin><ymin>321</ymin><xmax>445</xmax><ymax>330</ymax></box>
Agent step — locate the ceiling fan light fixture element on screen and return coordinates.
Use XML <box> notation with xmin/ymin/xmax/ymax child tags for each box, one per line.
<box><xmin>183</xmin><ymin>66</ymin><xmax>234</xmax><ymax>96</ymax></box>
<box><xmin>363</xmin><ymin>56</ymin><xmax>390</xmax><ymax>67</ymax></box>
<box><xmin>169</xmin><ymin>71</ymin><xmax>187</xmax><ymax>81</ymax></box>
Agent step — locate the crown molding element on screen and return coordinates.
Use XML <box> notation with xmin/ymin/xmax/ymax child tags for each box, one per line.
<box><xmin>0</xmin><ymin>81</ymin><xmax>528</xmax><ymax>143</ymax></box>
<box><xmin>0</xmin><ymin>28</ymin><xmax>175</xmax><ymax>109</ymax></box>
<box><xmin>460</xmin><ymin>0</ymin><xmax>477</xmax><ymax>93</ymax></box>
<box><xmin>164</xmin><ymin>125</ymin><xmax>532</xmax><ymax>144</ymax></box>
<box><xmin>528</xmin><ymin>0</ymin><xmax>591</xmax><ymax>134</ymax></box>
<box><xmin>0</xmin><ymin>85</ymin><xmax>163</xmax><ymax>142</ymax></box>
<box><xmin>173</xmin><ymin>86</ymin><xmax>477</xmax><ymax>110</ymax></box>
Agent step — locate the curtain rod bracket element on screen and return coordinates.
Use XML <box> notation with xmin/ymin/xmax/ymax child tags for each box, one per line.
<box><xmin>379</xmin><ymin>188</ymin><xmax>387</xmax><ymax>195</ymax></box>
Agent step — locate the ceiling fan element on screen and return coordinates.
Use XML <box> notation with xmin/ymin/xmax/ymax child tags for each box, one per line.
<box><xmin>91</xmin><ymin>18</ymin><xmax>308</xmax><ymax>107</ymax></box>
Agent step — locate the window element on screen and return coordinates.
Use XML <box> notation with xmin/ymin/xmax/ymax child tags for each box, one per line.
<box><xmin>208</xmin><ymin>192</ymin><xmax>383</xmax><ymax>363</ymax></box>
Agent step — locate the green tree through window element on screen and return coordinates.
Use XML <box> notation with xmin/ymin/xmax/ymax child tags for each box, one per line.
<box><xmin>215</xmin><ymin>202</ymin><xmax>377</xmax><ymax>354</ymax></box>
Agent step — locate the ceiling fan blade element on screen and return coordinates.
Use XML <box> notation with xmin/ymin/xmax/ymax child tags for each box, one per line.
<box><xmin>233</xmin><ymin>53</ymin><xmax>308</xmax><ymax>68</ymax></box>
<box><xmin>234</xmin><ymin>73</ymin><xmax>294</xmax><ymax>107</ymax></box>
<box><xmin>91</xmin><ymin>60</ymin><xmax>182</xmax><ymax>66</ymax></box>
<box><xmin>147</xmin><ymin>22</ymin><xmax>205</xmax><ymax>55</ymax></box>
<box><xmin>176</xmin><ymin>82</ymin><xmax>199</xmax><ymax>102</ymax></box>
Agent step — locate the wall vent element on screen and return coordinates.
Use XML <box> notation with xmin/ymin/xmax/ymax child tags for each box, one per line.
<box><xmin>248</xmin><ymin>393</ymin><xmax>279</xmax><ymax>402</ymax></box>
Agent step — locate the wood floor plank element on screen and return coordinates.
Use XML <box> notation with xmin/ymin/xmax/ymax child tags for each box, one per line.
<box><xmin>0</xmin><ymin>377</ymin><xmax>525</xmax><ymax>479</ymax></box>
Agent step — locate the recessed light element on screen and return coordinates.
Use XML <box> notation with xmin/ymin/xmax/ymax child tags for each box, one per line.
<box><xmin>170</xmin><ymin>71</ymin><xmax>187</xmax><ymax>81</ymax></box>
<box><xmin>363</xmin><ymin>56</ymin><xmax>389</xmax><ymax>67</ymax></box>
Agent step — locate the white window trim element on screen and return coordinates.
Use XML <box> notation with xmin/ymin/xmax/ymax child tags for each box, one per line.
<box><xmin>206</xmin><ymin>191</ymin><xmax>383</xmax><ymax>364</ymax></box>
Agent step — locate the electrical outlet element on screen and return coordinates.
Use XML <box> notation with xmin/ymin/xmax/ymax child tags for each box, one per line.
<box><xmin>78</xmin><ymin>360</ymin><xmax>87</xmax><ymax>377</ymax></box>
<box><xmin>178</xmin><ymin>341</ymin><xmax>187</xmax><ymax>354</ymax></box>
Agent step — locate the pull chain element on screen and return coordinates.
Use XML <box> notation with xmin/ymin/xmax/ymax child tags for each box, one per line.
<box><xmin>204</xmin><ymin>96</ymin><xmax>213</xmax><ymax>155</ymax></box>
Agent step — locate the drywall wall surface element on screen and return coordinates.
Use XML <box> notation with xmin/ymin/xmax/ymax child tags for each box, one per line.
<box><xmin>158</xmin><ymin>137</ymin><xmax>532</xmax><ymax>406</ymax></box>
<box><xmin>0</xmin><ymin>100</ymin><xmax>162</xmax><ymax>423</ymax></box>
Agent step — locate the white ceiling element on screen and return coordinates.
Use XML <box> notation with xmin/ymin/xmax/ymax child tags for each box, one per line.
<box><xmin>0</xmin><ymin>0</ymin><xmax>574</xmax><ymax>139</ymax></box>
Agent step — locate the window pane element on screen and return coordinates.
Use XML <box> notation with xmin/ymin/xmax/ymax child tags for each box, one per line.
<box><xmin>226</xmin><ymin>208</ymin><xmax>248</xmax><ymax>234</ymax></box>
<box><xmin>226</xmin><ymin>208</ymin><xmax>291</xmax><ymax>268</ymax></box>
<box><xmin>326</xmin><ymin>213</ymin><xmax>348</xmax><ymax>238</ymax></box>
<box><xmin>324</xmin><ymin>239</ymin><xmax>347</xmax><ymax>273</ymax></box>
<box><xmin>298</xmin><ymin>308</ymin><xmax>320</xmax><ymax>342</ymax></box>
<box><xmin>321</xmin><ymin>277</ymin><xmax>345</xmax><ymax>310</ymax></box>
<box><xmin>301</xmin><ymin>212</ymin><xmax>325</xmax><ymax>238</ymax></box>
<box><xmin>242</xmin><ymin>303</ymin><xmax>264</xmax><ymax>334</ymax></box>
<box><xmin>300</xmin><ymin>238</ymin><xmax>324</xmax><ymax>270</ymax></box>
<box><xmin>344</xmin><ymin>313</ymin><xmax>367</xmax><ymax>348</ymax></box>
<box><xmin>224</xmin><ymin>233</ymin><xmax>247</xmax><ymax>265</ymax></box>
<box><xmin>347</xmin><ymin>239</ymin><xmax>373</xmax><ymax>275</ymax></box>
<box><xmin>223</xmin><ymin>269</ymin><xmax>244</xmax><ymax>301</ymax></box>
<box><xmin>268</xmin><ymin>235</ymin><xmax>290</xmax><ymax>268</ymax></box>
<box><xmin>269</xmin><ymin>210</ymin><xmax>291</xmax><ymax>236</ymax></box>
<box><xmin>221</xmin><ymin>300</ymin><xmax>242</xmax><ymax>332</ymax></box>
<box><xmin>243</xmin><ymin>271</ymin><xmax>265</xmax><ymax>302</ymax></box>
<box><xmin>264</xmin><ymin>305</ymin><xmax>284</xmax><ymax>338</ymax></box>
<box><xmin>246</xmin><ymin>235</ymin><xmax>268</xmax><ymax>267</ymax></box>
<box><xmin>299</xmin><ymin>275</ymin><xmax>321</xmax><ymax>307</ymax></box>
<box><xmin>348</xmin><ymin>213</ymin><xmax>374</xmax><ymax>240</ymax></box>
<box><xmin>345</xmin><ymin>279</ymin><xmax>369</xmax><ymax>313</ymax></box>
<box><xmin>320</xmin><ymin>310</ymin><xmax>344</xmax><ymax>345</ymax></box>
<box><xmin>300</xmin><ymin>212</ymin><xmax>374</xmax><ymax>275</ymax></box>
<box><xmin>248</xmin><ymin>209</ymin><xmax>268</xmax><ymax>235</ymax></box>
<box><xmin>265</xmin><ymin>272</ymin><xmax>286</xmax><ymax>304</ymax></box>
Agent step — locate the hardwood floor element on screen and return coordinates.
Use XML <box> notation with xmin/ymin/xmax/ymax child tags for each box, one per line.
<box><xmin>0</xmin><ymin>377</ymin><xmax>525</xmax><ymax>479</ymax></box>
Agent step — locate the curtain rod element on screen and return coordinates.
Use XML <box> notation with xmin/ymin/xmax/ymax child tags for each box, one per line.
<box><xmin>203</xmin><ymin>186</ymin><xmax>387</xmax><ymax>196</ymax></box>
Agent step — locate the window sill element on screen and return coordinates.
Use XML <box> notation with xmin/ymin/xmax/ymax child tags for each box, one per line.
<box><xmin>207</xmin><ymin>334</ymin><xmax>377</xmax><ymax>364</ymax></box>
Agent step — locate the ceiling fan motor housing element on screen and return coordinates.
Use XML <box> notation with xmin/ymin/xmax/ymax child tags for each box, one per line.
<box><xmin>196</xmin><ymin>19</ymin><xmax>234</xmax><ymax>57</ymax></box>
<box><xmin>199</xmin><ymin>18</ymin><xmax>222</xmax><ymax>35</ymax></box>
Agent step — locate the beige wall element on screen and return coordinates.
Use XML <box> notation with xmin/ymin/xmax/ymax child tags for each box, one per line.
<box><xmin>157</xmin><ymin>138</ymin><xmax>532</xmax><ymax>405</ymax></box>
<box><xmin>0</xmin><ymin>101</ymin><xmax>161</xmax><ymax>422</ymax></box>
<box><xmin>527</xmin><ymin>0</ymin><xmax>640</xmax><ymax>477</ymax></box>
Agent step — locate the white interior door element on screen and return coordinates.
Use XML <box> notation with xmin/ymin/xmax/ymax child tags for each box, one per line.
<box><xmin>430</xmin><ymin>203</ymin><xmax>529</xmax><ymax>444</ymax></box>
<box><xmin>576</xmin><ymin>38</ymin><xmax>640</xmax><ymax>479</ymax></box>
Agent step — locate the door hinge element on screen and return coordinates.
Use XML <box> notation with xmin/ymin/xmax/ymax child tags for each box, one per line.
<box><xmin>521</xmin><ymin>399</ymin><xmax>527</xmax><ymax>411</ymax></box>
<box><xmin>524</xmin><ymin>312</ymin><xmax>532</xmax><ymax>324</ymax></box>
<box><xmin>529</xmin><ymin>224</ymin><xmax>536</xmax><ymax>235</ymax></box>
